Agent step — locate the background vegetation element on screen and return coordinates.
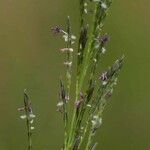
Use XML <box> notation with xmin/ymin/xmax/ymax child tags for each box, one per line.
<box><xmin>0</xmin><ymin>0</ymin><xmax>150</xmax><ymax>149</ymax></box>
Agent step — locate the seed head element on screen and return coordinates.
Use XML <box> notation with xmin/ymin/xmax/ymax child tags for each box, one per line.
<box><xmin>100</xmin><ymin>71</ymin><xmax>108</xmax><ymax>81</ymax></box>
<box><xmin>101</xmin><ymin>47</ymin><xmax>106</xmax><ymax>54</ymax></box>
<box><xmin>60</xmin><ymin>48</ymin><xmax>73</xmax><ymax>53</ymax></box>
<box><xmin>75</xmin><ymin>100</ymin><xmax>83</xmax><ymax>109</ymax></box>
<box><xmin>91</xmin><ymin>116</ymin><xmax>102</xmax><ymax>130</ymax></box>
<box><xmin>101</xmin><ymin>34</ymin><xmax>110</xmax><ymax>44</ymax></box>
<box><xmin>64</xmin><ymin>61</ymin><xmax>72</xmax><ymax>67</ymax></box>
<box><xmin>51</xmin><ymin>26</ymin><xmax>62</xmax><ymax>34</ymax></box>
<box><xmin>101</xmin><ymin>2</ymin><xmax>107</xmax><ymax>9</ymax></box>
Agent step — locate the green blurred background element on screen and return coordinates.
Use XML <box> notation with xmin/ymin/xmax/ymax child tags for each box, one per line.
<box><xmin>0</xmin><ymin>0</ymin><xmax>150</xmax><ymax>149</ymax></box>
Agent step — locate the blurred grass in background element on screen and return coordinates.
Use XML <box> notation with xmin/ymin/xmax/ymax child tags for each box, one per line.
<box><xmin>0</xmin><ymin>0</ymin><xmax>150</xmax><ymax>149</ymax></box>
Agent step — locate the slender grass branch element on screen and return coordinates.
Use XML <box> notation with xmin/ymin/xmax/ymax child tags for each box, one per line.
<box><xmin>18</xmin><ymin>90</ymin><xmax>35</xmax><ymax>150</ymax></box>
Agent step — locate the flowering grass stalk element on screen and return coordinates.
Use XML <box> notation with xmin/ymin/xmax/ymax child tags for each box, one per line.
<box><xmin>18</xmin><ymin>0</ymin><xmax>124</xmax><ymax>149</ymax></box>
<box><xmin>18</xmin><ymin>90</ymin><xmax>35</xmax><ymax>150</ymax></box>
<box><xmin>53</xmin><ymin>0</ymin><xmax>124</xmax><ymax>149</ymax></box>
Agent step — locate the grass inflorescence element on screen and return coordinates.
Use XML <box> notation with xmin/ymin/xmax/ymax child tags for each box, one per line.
<box><xmin>52</xmin><ymin>0</ymin><xmax>124</xmax><ymax>149</ymax></box>
<box><xmin>18</xmin><ymin>0</ymin><xmax>124</xmax><ymax>149</ymax></box>
<box><xmin>18</xmin><ymin>90</ymin><xmax>35</xmax><ymax>150</ymax></box>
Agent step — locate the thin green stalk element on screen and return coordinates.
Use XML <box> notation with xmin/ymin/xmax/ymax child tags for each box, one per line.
<box><xmin>66</xmin><ymin>16</ymin><xmax>72</xmax><ymax>100</ymax></box>
<box><xmin>64</xmin><ymin>16</ymin><xmax>72</xmax><ymax>149</ymax></box>
<box><xmin>24</xmin><ymin>95</ymin><xmax>32</xmax><ymax>150</ymax></box>
<box><xmin>63</xmin><ymin>103</ymin><xmax>68</xmax><ymax>149</ymax></box>
<box><xmin>85</xmin><ymin>130</ymin><xmax>93</xmax><ymax>150</ymax></box>
<box><xmin>79</xmin><ymin>0</ymin><xmax>85</xmax><ymax>27</ymax></box>
<box><xmin>26</xmin><ymin>117</ymin><xmax>32</xmax><ymax>150</ymax></box>
<box><xmin>59</xmin><ymin>80</ymin><xmax>68</xmax><ymax>149</ymax></box>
